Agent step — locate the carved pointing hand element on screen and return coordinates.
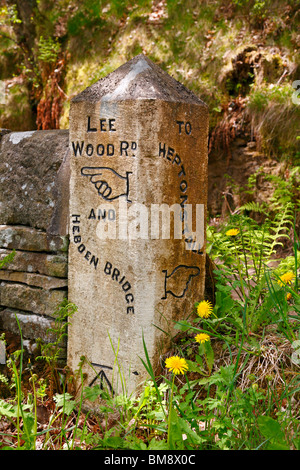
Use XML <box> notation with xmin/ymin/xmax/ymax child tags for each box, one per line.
<box><xmin>81</xmin><ymin>167</ymin><xmax>132</xmax><ymax>202</ymax></box>
<box><xmin>162</xmin><ymin>265</ymin><xmax>200</xmax><ymax>299</ymax></box>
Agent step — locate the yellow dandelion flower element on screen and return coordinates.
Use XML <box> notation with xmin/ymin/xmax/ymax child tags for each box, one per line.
<box><xmin>195</xmin><ymin>333</ymin><xmax>210</xmax><ymax>344</ymax></box>
<box><xmin>226</xmin><ymin>228</ymin><xmax>240</xmax><ymax>237</ymax></box>
<box><xmin>197</xmin><ymin>300</ymin><xmax>213</xmax><ymax>319</ymax></box>
<box><xmin>286</xmin><ymin>292</ymin><xmax>292</xmax><ymax>301</ymax></box>
<box><xmin>277</xmin><ymin>271</ymin><xmax>295</xmax><ymax>287</ymax></box>
<box><xmin>165</xmin><ymin>356</ymin><xmax>188</xmax><ymax>375</ymax></box>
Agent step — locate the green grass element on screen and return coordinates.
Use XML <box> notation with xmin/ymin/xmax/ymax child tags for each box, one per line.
<box><xmin>0</xmin><ymin>186</ymin><xmax>300</xmax><ymax>450</ymax></box>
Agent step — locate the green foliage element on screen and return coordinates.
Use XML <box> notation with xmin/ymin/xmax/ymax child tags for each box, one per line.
<box><xmin>37</xmin><ymin>299</ymin><xmax>77</xmax><ymax>365</ymax></box>
<box><xmin>1</xmin><ymin>260</ymin><xmax>299</xmax><ymax>450</ymax></box>
<box><xmin>257</xmin><ymin>416</ymin><xmax>290</xmax><ymax>450</ymax></box>
<box><xmin>232</xmin><ymin>0</ymin><xmax>270</xmax><ymax>23</ymax></box>
<box><xmin>0</xmin><ymin>250</ymin><xmax>16</xmax><ymax>270</ymax></box>
<box><xmin>249</xmin><ymin>83</ymin><xmax>295</xmax><ymax>110</ymax></box>
<box><xmin>166</xmin><ymin>190</ymin><xmax>300</xmax><ymax>449</ymax></box>
<box><xmin>36</xmin><ymin>299</ymin><xmax>77</xmax><ymax>393</ymax></box>
<box><xmin>37</xmin><ymin>36</ymin><xmax>61</xmax><ymax>64</ymax></box>
<box><xmin>67</xmin><ymin>0</ymin><xmax>105</xmax><ymax>36</ymax></box>
<box><xmin>247</xmin><ymin>84</ymin><xmax>300</xmax><ymax>158</ymax></box>
<box><xmin>0</xmin><ymin>4</ymin><xmax>21</xmax><ymax>25</ymax></box>
<box><xmin>209</xmin><ymin>204</ymin><xmax>293</xmax><ymax>277</ymax></box>
<box><xmin>207</xmin><ymin>202</ymin><xmax>299</xmax><ymax>336</ymax></box>
<box><xmin>53</xmin><ymin>392</ymin><xmax>76</xmax><ymax>416</ymax></box>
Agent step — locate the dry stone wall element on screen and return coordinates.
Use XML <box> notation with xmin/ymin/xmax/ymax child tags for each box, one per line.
<box><xmin>0</xmin><ymin>129</ymin><xmax>70</xmax><ymax>352</ymax></box>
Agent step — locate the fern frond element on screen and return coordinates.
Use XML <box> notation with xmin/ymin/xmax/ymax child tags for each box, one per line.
<box><xmin>239</xmin><ymin>201</ymin><xmax>268</xmax><ymax>215</ymax></box>
<box><xmin>259</xmin><ymin>203</ymin><xmax>294</xmax><ymax>259</ymax></box>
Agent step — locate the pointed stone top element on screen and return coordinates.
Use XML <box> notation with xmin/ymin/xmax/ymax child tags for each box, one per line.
<box><xmin>72</xmin><ymin>54</ymin><xmax>207</xmax><ymax>106</ymax></box>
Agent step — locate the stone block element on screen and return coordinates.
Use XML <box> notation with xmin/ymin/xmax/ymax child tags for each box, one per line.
<box><xmin>0</xmin><ymin>270</ymin><xmax>68</xmax><ymax>289</ymax></box>
<box><xmin>0</xmin><ymin>129</ymin><xmax>69</xmax><ymax>235</ymax></box>
<box><xmin>0</xmin><ymin>225</ymin><xmax>68</xmax><ymax>252</ymax></box>
<box><xmin>0</xmin><ymin>282</ymin><xmax>66</xmax><ymax>316</ymax></box>
<box><xmin>0</xmin><ymin>249</ymin><xmax>68</xmax><ymax>278</ymax></box>
<box><xmin>0</xmin><ymin>308</ymin><xmax>58</xmax><ymax>343</ymax></box>
<box><xmin>0</xmin><ymin>340</ymin><xmax>5</xmax><ymax>364</ymax></box>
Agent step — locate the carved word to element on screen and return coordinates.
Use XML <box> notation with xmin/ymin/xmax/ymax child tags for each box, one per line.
<box><xmin>176</xmin><ymin>120</ymin><xmax>192</xmax><ymax>135</ymax></box>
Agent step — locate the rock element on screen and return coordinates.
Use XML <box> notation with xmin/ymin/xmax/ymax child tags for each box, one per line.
<box><xmin>0</xmin><ymin>129</ymin><xmax>70</xmax><ymax>344</ymax></box>
<box><xmin>0</xmin><ymin>270</ymin><xmax>67</xmax><ymax>289</ymax></box>
<box><xmin>0</xmin><ymin>308</ymin><xmax>58</xmax><ymax>343</ymax></box>
<box><xmin>0</xmin><ymin>249</ymin><xmax>68</xmax><ymax>278</ymax></box>
<box><xmin>0</xmin><ymin>283</ymin><xmax>66</xmax><ymax>316</ymax></box>
<box><xmin>0</xmin><ymin>225</ymin><xmax>68</xmax><ymax>252</ymax></box>
<box><xmin>0</xmin><ymin>129</ymin><xmax>69</xmax><ymax>235</ymax></box>
<box><xmin>0</xmin><ymin>340</ymin><xmax>5</xmax><ymax>364</ymax></box>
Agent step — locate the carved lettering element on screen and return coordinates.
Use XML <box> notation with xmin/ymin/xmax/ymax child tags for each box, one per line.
<box><xmin>104</xmin><ymin>261</ymin><xmax>134</xmax><ymax>314</ymax></box>
<box><xmin>71</xmin><ymin>140</ymin><xmax>137</xmax><ymax>158</ymax></box>
<box><xmin>87</xmin><ymin>117</ymin><xmax>116</xmax><ymax>132</ymax></box>
<box><xmin>72</xmin><ymin>141</ymin><xmax>84</xmax><ymax>157</ymax></box>
<box><xmin>71</xmin><ymin>215</ymin><xmax>99</xmax><ymax>269</ymax></box>
<box><xmin>177</xmin><ymin>120</ymin><xmax>192</xmax><ymax>135</ymax></box>
<box><xmin>159</xmin><ymin>143</ymin><xmax>189</xmax><ymax>208</ymax></box>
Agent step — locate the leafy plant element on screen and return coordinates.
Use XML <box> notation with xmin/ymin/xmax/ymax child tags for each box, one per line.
<box><xmin>207</xmin><ymin>201</ymin><xmax>296</xmax><ymax>334</ymax></box>
<box><xmin>37</xmin><ymin>36</ymin><xmax>61</xmax><ymax>64</ymax></box>
<box><xmin>36</xmin><ymin>299</ymin><xmax>77</xmax><ymax>394</ymax></box>
<box><xmin>257</xmin><ymin>415</ymin><xmax>290</xmax><ymax>450</ymax></box>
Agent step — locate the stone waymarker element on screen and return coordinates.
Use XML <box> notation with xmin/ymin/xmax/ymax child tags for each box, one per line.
<box><xmin>68</xmin><ymin>54</ymin><xmax>208</xmax><ymax>396</ymax></box>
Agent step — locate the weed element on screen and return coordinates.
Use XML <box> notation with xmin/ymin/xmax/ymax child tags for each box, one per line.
<box><xmin>36</xmin><ymin>299</ymin><xmax>77</xmax><ymax>395</ymax></box>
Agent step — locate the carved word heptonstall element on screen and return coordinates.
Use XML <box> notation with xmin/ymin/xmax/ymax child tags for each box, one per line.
<box><xmin>158</xmin><ymin>142</ymin><xmax>203</xmax><ymax>253</ymax></box>
<box><xmin>158</xmin><ymin>142</ymin><xmax>188</xmax><ymax>208</ymax></box>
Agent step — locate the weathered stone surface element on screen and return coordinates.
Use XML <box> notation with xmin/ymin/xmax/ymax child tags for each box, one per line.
<box><xmin>0</xmin><ymin>283</ymin><xmax>66</xmax><ymax>316</ymax></box>
<box><xmin>0</xmin><ymin>270</ymin><xmax>67</xmax><ymax>289</ymax></box>
<box><xmin>0</xmin><ymin>129</ymin><xmax>11</xmax><ymax>140</ymax></box>
<box><xmin>72</xmin><ymin>54</ymin><xmax>206</xmax><ymax>104</ymax></box>
<box><xmin>0</xmin><ymin>340</ymin><xmax>5</xmax><ymax>364</ymax></box>
<box><xmin>0</xmin><ymin>128</ymin><xmax>70</xmax><ymax>344</ymax></box>
<box><xmin>0</xmin><ymin>308</ymin><xmax>58</xmax><ymax>343</ymax></box>
<box><xmin>0</xmin><ymin>225</ymin><xmax>68</xmax><ymax>252</ymax></box>
<box><xmin>0</xmin><ymin>249</ymin><xmax>67</xmax><ymax>278</ymax></box>
<box><xmin>68</xmin><ymin>55</ymin><xmax>208</xmax><ymax>394</ymax></box>
<box><xmin>0</xmin><ymin>129</ymin><xmax>69</xmax><ymax>235</ymax></box>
